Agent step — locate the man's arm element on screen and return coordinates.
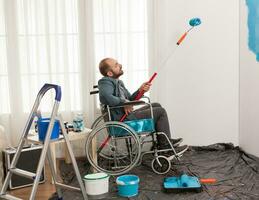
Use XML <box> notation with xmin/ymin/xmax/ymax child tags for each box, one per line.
<box><xmin>98</xmin><ymin>79</ymin><xmax>127</xmax><ymax>106</ymax></box>
<box><xmin>128</xmin><ymin>82</ymin><xmax>151</xmax><ymax>100</ymax></box>
<box><xmin>129</xmin><ymin>90</ymin><xmax>139</xmax><ymax>101</ymax></box>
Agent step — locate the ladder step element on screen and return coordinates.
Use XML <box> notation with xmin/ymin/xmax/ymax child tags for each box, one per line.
<box><xmin>0</xmin><ymin>194</ymin><xmax>23</xmax><ymax>200</ymax></box>
<box><xmin>9</xmin><ymin>168</ymin><xmax>36</xmax><ymax>180</ymax></box>
<box><xmin>56</xmin><ymin>182</ymin><xmax>81</xmax><ymax>191</ymax></box>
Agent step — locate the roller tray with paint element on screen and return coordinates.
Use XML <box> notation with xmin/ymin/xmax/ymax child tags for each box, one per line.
<box><xmin>163</xmin><ymin>174</ymin><xmax>202</xmax><ymax>193</ymax></box>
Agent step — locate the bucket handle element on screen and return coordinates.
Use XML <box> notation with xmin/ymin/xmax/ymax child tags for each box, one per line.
<box><xmin>116</xmin><ymin>180</ymin><xmax>126</xmax><ymax>185</ymax></box>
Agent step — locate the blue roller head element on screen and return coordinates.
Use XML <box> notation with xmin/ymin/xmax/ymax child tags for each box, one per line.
<box><xmin>189</xmin><ymin>18</ymin><xmax>201</xmax><ymax>27</ymax></box>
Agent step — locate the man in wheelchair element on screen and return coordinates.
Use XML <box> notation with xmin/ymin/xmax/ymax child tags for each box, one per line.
<box><xmin>98</xmin><ymin>57</ymin><xmax>188</xmax><ymax>155</ymax></box>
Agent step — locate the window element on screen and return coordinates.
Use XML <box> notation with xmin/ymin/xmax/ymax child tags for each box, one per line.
<box><xmin>93</xmin><ymin>0</ymin><xmax>149</xmax><ymax>101</ymax></box>
<box><xmin>0</xmin><ymin>0</ymin><xmax>11</xmax><ymax>114</ymax></box>
<box><xmin>17</xmin><ymin>0</ymin><xmax>81</xmax><ymax>112</ymax></box>
<box><xmin>0</xmin><ymin>0</ymin><xmax>149</xmax><ymax>115</ymax></box>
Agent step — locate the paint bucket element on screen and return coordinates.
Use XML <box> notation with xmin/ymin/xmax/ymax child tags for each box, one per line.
<box><xmin>116</xmin><ymin>175</ymin><xmax>140</xmax><ymax>197</ymax></box>
<box><xmin>83</xmin><ymin>173</ymin><xmax>109</xmax><ymax>197</ymax></box>
<box><xmin>37</xmin><ymin>118</ymin><xmax>60</xmax><ymax>141</ymax></box>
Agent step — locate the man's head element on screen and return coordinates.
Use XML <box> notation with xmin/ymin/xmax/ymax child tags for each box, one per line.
<box><xmin>99</xmin><ymin>58</ymin><xmax>123</xmax><ymax>79</ymax></box>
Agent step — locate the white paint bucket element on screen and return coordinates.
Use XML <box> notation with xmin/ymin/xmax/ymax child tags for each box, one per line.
<box><xmin>83</xmin><ymin>173</ymin><xmax>109</xmax><ymax>196</ymax></box>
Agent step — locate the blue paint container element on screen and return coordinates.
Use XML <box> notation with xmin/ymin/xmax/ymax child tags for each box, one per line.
<box><xmin>116</xmin><ymin>175</ymin><xmax>140</xmax><ymax>197</ymax></box>
<box><xmin>37</xmin><ymin>118</ymin><xmax>60</xmax><ymax>141</ymax></box>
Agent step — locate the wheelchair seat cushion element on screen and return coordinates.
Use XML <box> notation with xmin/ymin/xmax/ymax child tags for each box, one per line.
<box><xmin>109</xmin><ymin>118</ymin><xmax>155</xmax><ymax>136</ymax></box>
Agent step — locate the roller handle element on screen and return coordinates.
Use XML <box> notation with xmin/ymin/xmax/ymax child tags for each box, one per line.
<box><xmin>135</xmin><ymin>72</ymin><xmax>157</xmax><ymax>100</ymax></box>
<box><xmin>119</xmin><ymin>114</ymin><xmax>127</xmax><ymax>122</ymax></box>
<box><xmin>200</xmin><ymin>178</ymin><xmax>217</xmax><ymax>184</ymax></box>
<box><xmin>177</xmin><ymin>32</ymin><xmax>188</xmax><ymax>45</ymax></box>
<box><xmin>148</xmin><ymin>72</ymin><xmax>158</xmax><ymax>83</ymax></box>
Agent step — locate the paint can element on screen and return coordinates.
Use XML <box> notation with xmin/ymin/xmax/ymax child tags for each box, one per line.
<box><xmin>83</xmin><ymin>173</ymin><xmax>109</xmax><ymax>198</ymax></box>
<box><xmin>116</xmin><ymin>175</ymin><xmax>140</xmax><ymax>197</ymax></box>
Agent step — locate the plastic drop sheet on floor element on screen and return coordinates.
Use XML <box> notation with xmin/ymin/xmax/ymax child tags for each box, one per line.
<box><xmin>49</xmin><ymin>143</ymin><xmax>259</xmax><ymax>200</ymax></box>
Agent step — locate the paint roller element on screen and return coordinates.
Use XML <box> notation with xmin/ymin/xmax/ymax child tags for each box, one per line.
<box><xmin>127</xmin><ymin>17</ymin><xmax>202</xmax><ymax>104</ymax></box>
<box><xmin>155</xmin><ymin>17</ymin><xmax>202</xmax><ymax>74</ymax></box>
<box><xmin>177</xmin><ymin>18</ymin><xmax>202</xmax><ymax>45</ymax></box>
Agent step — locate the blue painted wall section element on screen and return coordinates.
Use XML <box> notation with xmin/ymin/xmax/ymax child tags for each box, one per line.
<box><xmin>246</xmin><ymin>0</ymin><xmax>259</xmax><ymax>62</ymax></box>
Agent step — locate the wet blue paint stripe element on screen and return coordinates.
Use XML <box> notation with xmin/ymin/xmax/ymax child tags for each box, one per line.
<box><xmin>246</xmin><ymin>0</ymin><xmax>259</xmax><ymax>61</ymax></box>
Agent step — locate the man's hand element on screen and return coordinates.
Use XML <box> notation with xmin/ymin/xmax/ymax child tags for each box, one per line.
<box><xmin>140</xmin><ymin>82</ymin><xmax>151</xmax><ymax>93</ymax></box>
<box><xmin>124</xmin><ymin>105</ymin><xmax>133</xmax><ymax>115</ymax></box>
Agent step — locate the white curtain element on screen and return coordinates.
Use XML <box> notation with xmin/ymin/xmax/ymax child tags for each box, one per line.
<box><xmin>0</xmin><ymin>0</ymin><xmax>95</xmax><ymax>145</ymax></box>
<box><xmin>93</xmin><ymin>0</ymin><xmax>150</xmax><ymax>98</ymax></box>
<box><xmin>0</xmin><ymin>0</ymin><xmax>151</xmax><ymax>147</ymax></box>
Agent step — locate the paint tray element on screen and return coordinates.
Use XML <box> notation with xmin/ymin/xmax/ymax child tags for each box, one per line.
<box><xmin>163</xmin><ymin>174</ymin><xmax>202</xmax><ymax>193</ymax></box>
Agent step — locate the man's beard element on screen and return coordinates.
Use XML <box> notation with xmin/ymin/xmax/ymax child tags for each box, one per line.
<box><xmin>112</xmin><ymin>70</ymin><xmax>123</xmax><ymax>79</ymax></box>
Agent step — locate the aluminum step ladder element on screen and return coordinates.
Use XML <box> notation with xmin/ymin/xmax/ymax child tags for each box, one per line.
<box><xmin>0</xmin><ymin>84</ymin><xmax>88</xmax><ymax>200</ymax></box>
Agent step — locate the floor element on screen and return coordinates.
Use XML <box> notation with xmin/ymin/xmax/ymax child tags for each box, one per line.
<box><xmin>58</xmin><ymin>143</ymin><xmax>259</xmax><ymax>200</ymax></box>
<box><xmin>6</xmin><ymin>144</ymin><xmax>259</xmax><ymax>200</ymax></box>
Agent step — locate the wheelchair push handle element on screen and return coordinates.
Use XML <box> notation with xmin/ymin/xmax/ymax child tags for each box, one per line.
<box><xmin>90</xmin><ymin>90</ymin><xmax>99</xmax><ymax>95</ymax></box>
<box><xmin>38</xmin><ymin>83</ymin><xmax>62</xmax><ymax>102</ymax></box>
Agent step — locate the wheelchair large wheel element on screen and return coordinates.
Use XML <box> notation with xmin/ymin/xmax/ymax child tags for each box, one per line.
<box><xmin>151</xmin><ymin>156</ymin><xmax>171</xmax><ymax>174</ymax></box>
<box><xmin>90</xmin><ymin>113</ymin><xmax>107</xmax><ymax>129</ymax></box>
<box><xmin>86</xmin><ymin>121</ymin><xmax>141</xmax><ymax>175</ymax></box>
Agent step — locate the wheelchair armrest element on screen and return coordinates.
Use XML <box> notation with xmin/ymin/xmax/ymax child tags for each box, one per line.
<box><xmin>123</xmin><ymin>100</ymin><xmax>146</xmax><ymax>106</ymax></box>
<box><xmin>106</xmin><ymin>100</ymin><xmax>154</xmax><ymax>121</ymax></box>
<box><xmin>109</xmin><ymin>100</ymin><xmax>146</xmax><ymax>109</ymax></box>
<box><xmin>140</xmin><ymin>95</ymin><xmax>150</xmax><ymax>103</ymax></box>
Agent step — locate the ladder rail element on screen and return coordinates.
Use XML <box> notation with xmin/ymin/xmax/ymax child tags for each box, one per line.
<box><xmin>46</xmin><ymin>144</ymin><xmax>63</xmax><ymax>198</ymax></box>
<box><xmin>29</xmin><ymin>100</ymin><xmax>60</xmax><ymax>200</ymax></box>
<box><xmin>0</xmin><ymin>84</ymin><xmax>88</xmax><ymax>200</ymax></box>
<box><xmin>0</xmin><ymin>91</ymin><xmax>44</xmax><ymax>195</ymax></box>
<box><xmin>59</xmin><ymin>115</ymin><xmax>88</xmax><ymax>199</ymax></box>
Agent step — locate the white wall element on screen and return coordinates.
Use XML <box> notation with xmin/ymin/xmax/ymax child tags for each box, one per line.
<box><xmin>239</xmin><ymin>0</ymin><xmax>259</xmax><ymax>157</ymax></box>
<box><xmin>150</xmin><ymin>0</ymin><xmax>239</xmax><ymax>146</ymax></box>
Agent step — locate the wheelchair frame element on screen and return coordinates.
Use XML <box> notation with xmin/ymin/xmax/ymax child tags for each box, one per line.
<box><xmin>86</xmin><ymin>87</ymin><xmax>182</xmax><ymax>175</ymax></box>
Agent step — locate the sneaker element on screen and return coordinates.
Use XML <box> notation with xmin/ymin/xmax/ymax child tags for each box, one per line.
<box><xmin>170</xmin><ymin>138</ymin><xmax>183</xmax><ymax>147</ymax></box>
<box><xmin>157</xmin><ymin>144</ymin><xmax>170</xmax><ymax>150</ymax></box>
<box><xmin>175</xmin><ymin>145</ymin><xmax>189</xmax><ymax>155</ymax></box>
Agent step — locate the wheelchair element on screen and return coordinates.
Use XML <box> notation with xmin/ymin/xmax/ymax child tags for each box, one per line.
<box><xmin>85</xmin><ymin>87</ymin><xmax>184</xmax><ymax>175</ymax></box>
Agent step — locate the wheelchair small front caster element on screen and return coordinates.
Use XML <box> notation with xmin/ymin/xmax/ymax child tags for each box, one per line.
<box><xmin>151</xmin><ymin>155</ymin><xmax>171</xmax><ymax>174</ymax></box>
